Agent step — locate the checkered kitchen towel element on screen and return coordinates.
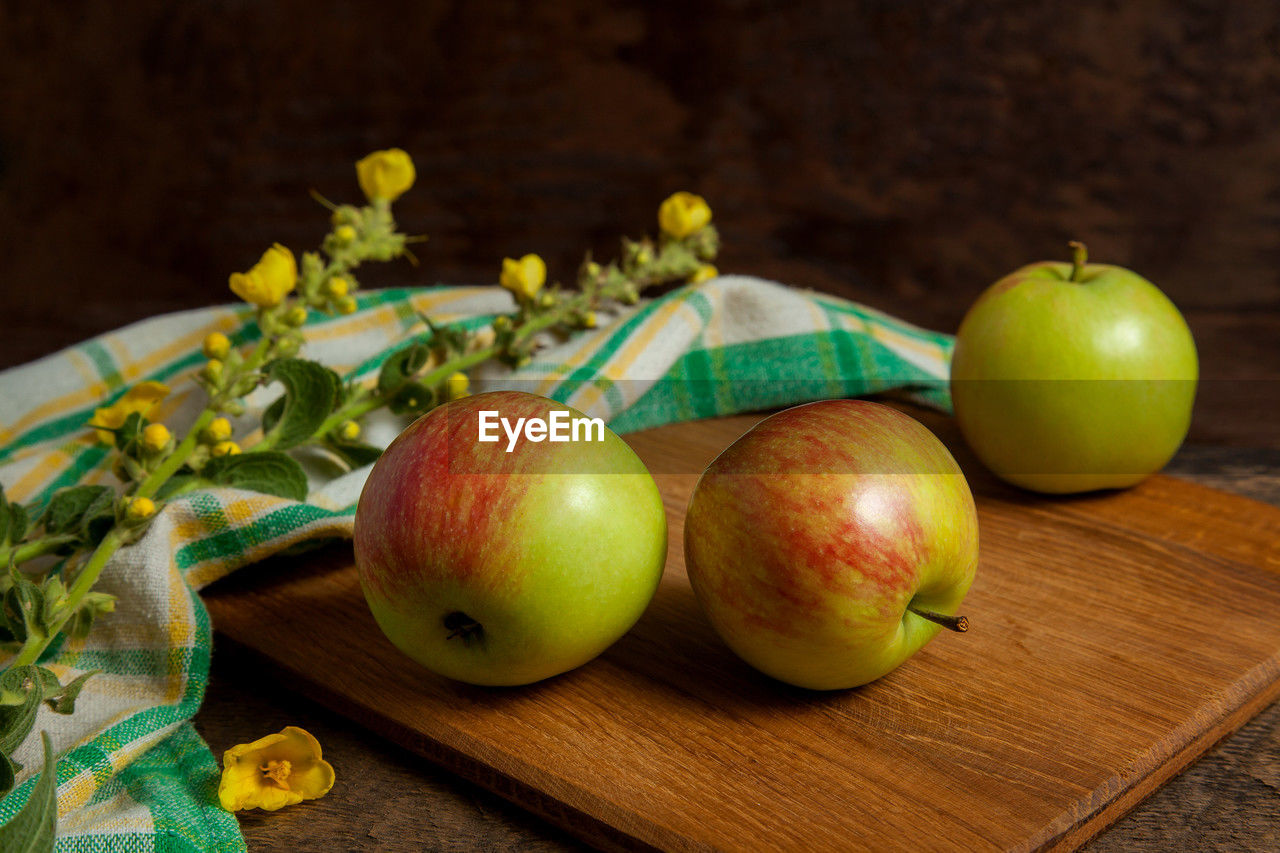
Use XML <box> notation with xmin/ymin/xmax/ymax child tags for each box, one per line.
<box><xmin>0</xmin><ymin>274</ymin><xmax>952</xmax><ymax>851</ymax></box>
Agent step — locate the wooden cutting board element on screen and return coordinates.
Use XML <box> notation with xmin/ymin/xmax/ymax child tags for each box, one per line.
<box><xmin>203</xmin><ymin>405</ymin><xmax>1280</xmax><ymax>852</ymax></box>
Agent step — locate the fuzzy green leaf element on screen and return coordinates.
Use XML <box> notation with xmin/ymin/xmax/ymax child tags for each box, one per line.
<box><xmin>0</xmin><ymin>754</ymin><xmax>14</xmax><ymax>800</ymax></box>
<box><xmin>7</xmin><ymin>503</ymin><xmax>29</xmax><ymax>548</ymax></box>
<box><xmin>0</xmin><ymin>730</ymin><xmax>57</xmax><ymax>849</ymax></box>
<box><xmin>324</xmin><ymin>439</ymin><xmax>384</xmax><ymax>470</ymax></box>
<box><xmin>377</xmin><ymin>343</ymin><xmax>431</xmax><ymax>397</ymax></box>
<box><xmin>0</xmin><ymin>667</ymin><xmax>45</xmax><ymax>760</ymax></box>
<box><xmin>261</xmin><ymin>359</ymin><xmax>341</xmax><ymax>451</ymax></box>
<box><xmin>112</xmin><ymin>411</ymin><xmax>147</xmax><ymax>453</ymax></box>
<box><xmin>4</xmin><ymin>576</ymin><xmax>44</xmax><ymax>645</ymax></box>
<box><xmin>0</xmin><ymin>488</ymin><xmax>9</xmax><ymax>547</ymax></box>
<box><xmin>387</xmin><ymin>382</ymin><xmax>435</xmax><ymax>416</ymax></box>
<box><xmin>201</xmin><ymin>452</ymin><xmax>309</xmax><ymax>502</ymax></box>
<box><xmin>41</xmin><ymin>669</ymin><xmax>96</xmax><ymax>716</ymax></box>
<box><xmin>41</xmin><ymin>486</ymin><xmax>114</xmax><ymax>538</ymax></box>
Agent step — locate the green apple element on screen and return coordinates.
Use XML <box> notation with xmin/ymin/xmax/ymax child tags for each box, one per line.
<box><xmin>683</xmin><ymin>400</ymin><xmax>978</xmax><ymax>690</ymax></box>
<box><xmin>353</xmin><ymin>390</ymin><xmax>667</xmax><ymax>686</ymax></box>
<box><xmin>950</xmin><ymin>243</ymin><xmax>1198</xmax><ymax>493</ymax></box>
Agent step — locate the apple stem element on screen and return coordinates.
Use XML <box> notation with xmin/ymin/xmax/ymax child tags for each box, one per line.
<box><xmin>906</xmin><ymin>606</ymin><xmax>969</xmax><ymax>633</ymax></box>
<box><xmin>1068</xmin><ymin>240</ymin><xmax>1088</xmax><ymax>282</ymax></box>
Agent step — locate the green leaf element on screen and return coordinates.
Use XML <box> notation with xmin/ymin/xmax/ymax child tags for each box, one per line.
<box><xmin>261</xmin><ymin>395</ymin><xmax>285</xmax><ymax>435</ymax></box>
<box><xmin>0</xmin><ymin>730</ymin><xmax>58</xmax><ymax>849</ymax></box>
<box><xmin>41</xmin><ymin>486</ymin><xmax>114</xmax><ymax>537</ymax></box>
<box><xmin>0</xmin><ymin>753</ymin><xmax>14</xmax><ymax>799</ymax></box>
<box><xmin>77</xmin><ymin>490</ymin><xmax>117</xmax><ymax>549</ymax></box>
<box><xmin>0</xmin><ymin>667</ymin><xmax>44</xmax><ymax>759</ymax></box>
<box><xmin>112</xmin><ymin>411</ymin><xmax>147</xmax><ymax>453</ymax></box>
<box><xmin>64</xmin><ymin>591</ymin><xmax>114</xmax><ymax>642</ymax></box>
<box><xmin>377</xmin><ymin>343</ymin><xmax>431</xmax><ymax>397</ymax></box>
<box><xmin>8</xmin><ymin>503</ymin><xmax>29</xmax><ymax>547</ymax></box>
<box><xmin>261</xmin><ymin>359</ymin><xmax>341</xmax><ymax>451</ymax></box>
<box><xmin>4</xmin><ymin>576</ymin><xmax>44</xmax><ymax>645</ymax></box>
<box><xmin>201</xmin><ymin>452</ymin><xmax>309</xmax><ymax>502</ymax></box>
<box><xmin>388</xmin><ymin>382</ymin><xmax>435</xmax><ymax>416</ymax></box>
<box><xmin>0</xmin><ymin>487</ymin><xmax>10</xmax><ymax>547</ymax></box>
<box><xmin>40</xmin><ymin>668</ymin><xmax>96</xmax><ymax>716</ymax></box>
<box><xmin>324</xmin><ymin>439</ymin><xmax>383</xmax><ymax>470</ymax></box>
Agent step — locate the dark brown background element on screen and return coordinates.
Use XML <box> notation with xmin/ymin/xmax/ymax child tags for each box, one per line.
<box><xmin>1</xmin><ymin>0</ymin><xmax>1276</xmax><ymax>444</ymax></box>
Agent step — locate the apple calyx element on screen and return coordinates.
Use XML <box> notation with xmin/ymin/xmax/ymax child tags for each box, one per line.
<box><xmin>1067</xmin><ymin>240</ymin><xmax>1088</xmax><ymax>282</ymax></box>
<box><xmin>443</xmin><ymin>611</ymin><xmax>485</xmax><ymax>647</ymax></box>
<box><xmin>905</xmin><ymin>605</ymin><xmax>969</xmax><ymax>633</ymax></box>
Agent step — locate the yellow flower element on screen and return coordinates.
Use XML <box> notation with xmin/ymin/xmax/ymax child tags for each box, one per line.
<box><xmin>327</xmin><ymin>277</ymin><xmax>350</xmax><ymax>298</ymax></box>
<box><xmin>142</xmin><ymin>423</ymin><xmax>171</xmax><ymax>452</ymax></box>
<box><xmin>335</xmin><ymin>296</ymin><xmax>358</xmax><ymax>315</ymax></box>
<box><xmin>581</xmin><ymin>311</ymin><xmax>598</xmax><ymax>329</ymax></box>
<box><xmin>229</xmin><ymin>244</ymin><xmax>297</xmax><ymax>308</ymax></box>
<box><xmin>219</xmin><ymin>726</ymin><xmax>335</xmax><ymax>812</ymax></box>
<box><xmin>658</xmin><ymin>191</ymin><xmax>712</xmax><ymax>239</ymax></box>
<box><xmin>212</xmin><ymin>440</ymin><xmax>242</xmax><ymax>457</ymax></box>
<box><xmin>124</xmin><ymin>496</ymin><xmax>156</xmax><ymax>522</ymax></box>
<box><xmin>690</xmin><ymin>263</ymin><xmax>719</xmax><ymax>284</ymax></box>
<box><xmin>356</xmin><ymin>148</ymin><xmax>416</xmax><ymax>203</ymax></box>
<box><xmin>338</xmin><ymin>420</ymin><xmax>361</xmax><ymax>441</ymax></box>
<box><xmin>445</xmin><ymin>372</ymin><xmax>470</xmax><ymax>401</ymax></box>
<box><xmin>203</xmin><ymin>417</ymin><xmax>233</xmax><ymax>444</ymax></box>
<box><xmin>334</xmin><ymin>224</ymin><xmax>357</xmax><ymax>244</ymax></box>
<box><xmin>88</xmin><ymin>381</ymin><xmax>171</xmax><ymax>444</ymax></box>
<box><xmin>203</xmin><ymin>332</ymin><xmax>231</xmax><ymax>360</ymax></box>
<box><xmin>499</xmin><ymin>254</ymin><xmax>546</xmax><ymax>301</ymax></box>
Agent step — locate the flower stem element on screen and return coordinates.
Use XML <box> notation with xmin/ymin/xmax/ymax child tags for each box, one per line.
<box><xmin>10</xmin><ymin>527</ymin><xmax>126</xmax><ymax>666</ymax></box>
<box><xmin>0</xmin><ymin>535</ymin><xmax>77</xmax><ymax>568</ymax></box>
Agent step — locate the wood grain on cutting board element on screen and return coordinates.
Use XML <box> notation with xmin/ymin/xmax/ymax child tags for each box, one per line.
<box><xmin>204</xmin><ymin>407</ymin><xmax>1280</xmax><ymax>852</ymax></box>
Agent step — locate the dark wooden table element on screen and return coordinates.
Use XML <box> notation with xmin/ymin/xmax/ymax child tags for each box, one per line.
<box><xmin>192</xmin><ymin>443</ymin><xmax>1280</xmax><ymax>852</ymax></box>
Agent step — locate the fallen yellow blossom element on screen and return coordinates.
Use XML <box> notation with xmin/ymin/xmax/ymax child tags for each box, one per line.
<box><xmin>219</xmin><ymin>726</ymin><xmax>335</xmax><ymax>812</ymax></box>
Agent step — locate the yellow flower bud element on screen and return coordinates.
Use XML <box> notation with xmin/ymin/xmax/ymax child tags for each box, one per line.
<box><xmin>356</xmin><ymin>148</ymin><xmax>416</xmax><ymax>203</ymax></box>
<box><xmin>285</xmin><ymin>306</ymin><xmax>309</xmax><ymax>327</ymax></box>
<box><xmin>142</xmin><ymin>423</ymin><xmax>171</xmax><ymax>453</ymax></box>
<box><xmin>88</xmin><ymin>381</ymin><xmax>171</xmax><ymax>444</ymax></box>
<box><xmin>581</xmin><ymin>311</ymin><xmax>598</xmax><ymax>329</ymax></box>
<box><xmin>202</xmin><ymin>359</ymin><xmax>224</xmax><ymax>384</ymax></box>
<box><xmin>335</xmin><ymin>296</ymin><xmax>358</xmax><ymax>315</ymax></box>
<box><xmin>334</xmin><ymin>224</ymin><xmax>357</xmax><ymax>244</ymax></box>
<box><xmin>445</xmin><ymin>372</ymin><xmax>470</xmax><ymax>401</ymax></box>
<box><xmin>492</xmin><ymin>315</ymin><xmax>512</xmax><ymax>332</ymax></box>
<box><xmin>537</xmin><ymin>292</ymin><xmax>556</xmax><ymax>309</ymax></box>
<box><xmin>690</xmin><ymin>263</ymin><xmax>719</xmax><ymax>284</ymax></box>
<box><xmin>212</xmin><ymin>440</ymin><xmax>242</xmax><ymax>457</ymax></box>
<box><xmin>203</xmin><ymin>417</ymin><xmax>233</xmax><ymax>444</ymax></box>
<box><xmin>124</xmin><ymin>496</ymin><xmax>156</xmax><ymax>522</ymax></box>
<box><xmin>338</xmin><ymin>421</ymin><xmax>361</xmax><ymax>441</ymax></box>
<box><xmin>327</xmin><ymin>277</ymin><xmax>350</xmax><ymax>298</ymax></box>
<box><xmin>229</xmin><ymin>244</ymin><xmax>297</xmax><ymax>308</ymax></box>
<box><xmin>499</xmin><ymin>254</ymin><xmax>546</xmax><ymax>302</ymax></box>
<box><xmin>658</xmin><ymin>191</ymin><xmax>712</xmax><ymax>239</ymax></box>
<box><xmin>203</xmin><ymin>332</ymin><xmax>232</xmax><ymax>360</ymax></box>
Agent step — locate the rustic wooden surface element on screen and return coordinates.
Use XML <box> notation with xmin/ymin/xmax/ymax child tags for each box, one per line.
<box><xmin>0</xmin><ymin>1</ymin><xmax>1277</xmax><ymax>446</ymax></box>
<box><xmin>197</xmin><ymin>410</ymin><xmax>1280</xmax><ymax>851</ymax></box>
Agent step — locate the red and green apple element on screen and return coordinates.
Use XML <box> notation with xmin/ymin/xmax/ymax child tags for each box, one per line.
<box><xmin>353</xmin><ymin>390</ymin><xmax>667</xmax><ymax>686</ymax></box>
<box><xmin>683</xmin><ymin>400</ymin><xmax>978</xmax><ymax>690</ymax></box>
